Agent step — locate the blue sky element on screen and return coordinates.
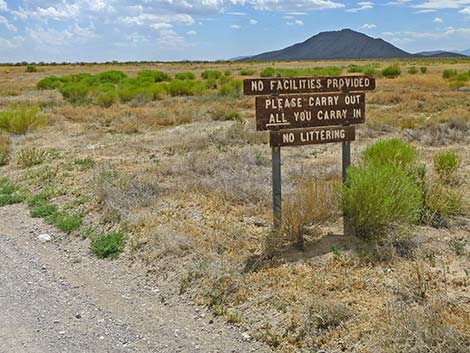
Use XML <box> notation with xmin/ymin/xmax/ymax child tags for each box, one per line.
<box><xmin>0</xmin><ymin>0</ymin><xmax>469</xmax><ymax>62</ymax></box>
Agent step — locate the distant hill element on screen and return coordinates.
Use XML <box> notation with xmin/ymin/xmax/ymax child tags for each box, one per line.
<box><xmin>416</xmin><ymin>50</ymin><xmax>467</xmax><ymax>58</ymax></box>
<box><xmin>245</xmin><ymin>29</ymin><xmax>414</xmax><ymax>61</ymax></box>
<box><xmin>459</xmin><ymin>49</ymin><xmax>470</xmax><ymax>56</ymax></box>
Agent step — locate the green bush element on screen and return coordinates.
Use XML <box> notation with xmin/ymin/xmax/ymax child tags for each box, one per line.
<box><xmin>16</xmin><ymin>147</ymin><xmax>48</xmax><ymax>168</ymax></box>
<box><xmin>90</xmin><ymin>232</ymin><xmax>126</xmax><ymax>259</ymax></box>
<box><xmin>137</xmin><ymin>70</ymin><xmax>171</xmax><ymax>83</ymax></box>
<box><xmin>223</xmin><ymin>111</ymin><xmax>244</xmax><ymax>122</ymax></box>
<box><xmin>201</xmin><ymin>70</ymin><xmax>222</xmax><ymax>80</ymax></box>
<box><xmin>0</xmin><ymin>104</ymin><xmax>47</xmax><ymax>134</ymax></box>
<box><xmin>47</xmin><ymin>212</ymin><xmax>82</xmax><ymax>233</ymax></box>
<box><xmin>423</xmin><ymin>182</ymin><xmax>464</xmax><ymax>225</ymax></box>
<box><xmin>433</xmin><ymin>150</ymin><xmax>461</xmax><ymax>181</ymax></box>
<box><xmin>60</xmin><ymin>82</ymin><xmax>91</xmax><ymax>104</ymax></box>
<box><xmin>218</xmin><ymin>79</ymin><xmax>242</xmax><ymax>97</ymax></box>
<box><xmin>442</xmin><ymin>69</ymin><xmax>457</xmax><ymax>79</ymax></box>
<box><xmin>37</xmin><ymin>76</ymin><xmax>67</xmax><ymax>90</ymax></box>
<box><xmin>175</xmin><ymin>72</ymin><xmax>195</xmax><ymax>80</ymax></box>
<box><xmin>26</xmin><ymin>65</ymin><xmax>37</xmax><ymax>73</ymax></box>
<box><xmin>363</xmin><ymin>138</ymin><xmax>417</xmax><ymax>171</ymax></box>
<box><xmin>382</xmin><ymin>66</ymin><xmax>401</xmax><ymax>78</ymax></box>
<box><xmin>240</xmin><ymin>69</ymin><xmax>257</xmax><ymax>76</ymax></box>
<box><xmin>420</xmin><ymin>66</ymin><xmax>427</xmax><ymax>74</ymax></box>
<box><xmin>408</xmin><ymin>66</ymin><xmax>418</xmax><ymax>75</ymax></box>
<box><xmin>342</xmin><ymin>165</ymin><xmax>422</xmax><ymax>241</ymax></box>
<box><xmin>224</xmin><ymin>69</ymin><xmax>232</xmax><ymax>76</ymax></box>
<box><xmin>167</xmin><ymin>80</ymin><xmax>205</xmax><ymax>96</ymax></box>
<box><xmin>96</xmin><ymin>70</ymin><xmax>127</xmax><ymax>84</ymax></box>
<box><xmin>96</xmin><ymin>89</ymin><xmax>118</xmax><ymax>108</ymax></box>
<box><xmin>260</xmin><ymin>67</ymin><xmax>277</xmax><ymax>77</ymax></box>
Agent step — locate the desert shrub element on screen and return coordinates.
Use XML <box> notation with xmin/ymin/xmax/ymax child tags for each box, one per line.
<box><xmin>175</xmin><ymin>72</ymin><xmax>195</xmax><ymax>80</ymax></box>
<box><xmin>282</xmin><ymin>177</ymin><xmax>337</xmax><ymax>249</ymax></box>
<box><xmin>348</xmin><ymin>64</ymin><xmax>378</xmax><ymax>76</ymax></box>
<box><xmin>0</xmin><ymin>134</ymin><xmax>11</xmax><ymax>166</ymax></box>
<box><xmin>96</xmin><ymin>70</ymin><xmax>127</xmax><ymax>84</ymax></box>
<box><xmin>37</xmin><ymin>76</ymin><xmax>67</xmax><ymax>90</ymax></box>
<box><xmin>222</xmin><ymin>111</ymin><xmax>243</xmax><ymax>122</ymax></box>
<box><xmin>205</xmin><ymin>78</ymin><xmax>218</xmax><ymax>89</ymax></box>
<box><xmin>363</xmin><ymin>138</ymin><xmax>417</xmax><ymax>171</ymax></box>
<box><xmin>260</xmin><ymin>67</ymin><xmax>277</xmax><ymax>77</ymax></box>
<box><xmin>26</xmin><ymin>65</ymin><xmax>37</xmax><ymax>73</ymax></box>
<box><xmin>90</xmin><ymin>232</ymin><xmax>126</xmax><ymax>259</ymax></box>
<box><xmin>363</xmin><ymin>66</ymin><xmax>379</xmax><ymax>76</ymax></box>
<box><xmin>240</xmin><ymin>69</ymin><xmax>257</xmax><ymax>76</ymax></box>
<box><xmin>342</xmin><ymin>165</ymin><xmax>422</xmax><ymax>241</ymax></box>
<box><xmin>16</xmin><ymin>147</ymin><xmax>48</xmax><ymax>167</ymax></box>
<box><xmin>167</xmin><ymin>80</ymin><xmax>205</xmax><ymax>96</ymax></box>
<box><xmin>348</xmin><ymin>65</ymin><xmax>363</xmax><ymax>73</ymax></box>
<box><xmin>219</xmin><ymin>79</ymin><xmax>242</xmax><ymax>97</ymax></box>
<box><xmin>0</xmin><ymin>104</ymin><xmax>47</xmax><ymax>134</ymax></box>
<box><xmin>433</xmin><ymin>150</ymin><xmax>461</xmax><ymax>181</ymax></box>
<box><xmin>304</xmin><ymin>300</ymin><xmax>352</xmax><ymax>335</ymax></box>
<box><xmin>423</xmin><ymin>182</ymin><xmax>464</xmax><ymax>225</ymax></box>
<box><xmin>442</xmin><ymin>69</ymin><xmax>457</xmax><ymax>79</ymax></box>
<box><xmin>382</xmin><ymin>65</ymin><xmax>401</xmax><ymax>78</ymax></box>
<box><xmin>95</xmin><ymin>85</ymin><xmax>119</xmax><ymax>108</ymax></box>
<box><xmin>408</xmin><ymin>66</ymin><xmax>418</xmax><ymax>75</ymax></box>
<box><xmin>60</xmin><ymin>82</ymin><xmax>91</xmax><ymax>104</ymax></box>
<box><xmin>224</xmin><ymin>69</ymin><xmax>232</xmax><ymax>76</ymax></box>
<box><xmin>137</xmin><ymin>70</ymin><xmax>171</xmax><ymax>83</ymax></box>
<box><xmin>420</xmin><ymin>66</ymin><xmax>427</xmax><ymax>74</ymax></box>
<box><xmin>201</xmin><ymin>70</ymin><xmax>222</xmax><ymax>80</ymax></box>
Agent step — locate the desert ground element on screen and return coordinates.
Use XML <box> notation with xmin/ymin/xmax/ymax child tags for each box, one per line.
<box><xmin>0</xmin><ymin>59</ymin><xmax>469</xmax><ymax>353</ymax></box>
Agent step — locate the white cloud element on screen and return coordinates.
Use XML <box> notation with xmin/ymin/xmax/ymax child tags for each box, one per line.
<box><xmin>287</xmin><ymin>12</ymin><xmax>308</xmax><ymax>15</ymax></box>
<box><xmin>186</xmin><ymin>30</ymin><xmax>197</xmax><ymax>35</ymax></box>
<box><xmin>434</xmin><ymin>17</ymin><xmax>443</xmax><ymax>23</ymax></box>
<box><xmin>225</xmin><ymin>11</ymin><xmax>247</xmax><ymax>15</ymax></box>
<box><xmin>362</xmin><ymin>23</ymin><xmax>376</xmax><ymax>29</ymax></box>
<box><xmin>121</xmin><ymin>13</ymin><xmax>195</xmax><ymax>26</ymax></box>
<box><xmin>230</xmin><ymin>24</ymin><xmax>241</xmax><ymax>29</ymax></box>
<box><xmin>0</xmin><ymin>15</ymin><xmax>16</xmax><ymax>31</ymax></box>
<box><xmin>0</xmin><ymin>0</ymin><xmax>7</xmax><ymax>11</ymax></box>
<box><xmin>414</xmin><ymin>1</ymin><xmax>470</xmax><ymax>10</ymax></box>
<box><xmin>249</xmin><ymin>18</ymin><xmax>258</xmax><ymax>24</ymax></box>
<box><xmin>151</xmin><ymin>23</ymin><xmax>173</xmax><ymax>30</ymax></box>
<box><xmin>382</xmin><ymin>27</ymin><xmax>470</xmax><ymax>41</ymax></box>
<box><xmin>157</xmin><ymin>28</ymin><xmax>188</xmax><ymax>48</ymax></box>
<box><xmin>0</xmin><ymin>36</ymin><xmax>24</xmax><ymax>49</ymax></box>
<box><xmin>249</xmin><ymin>0</ymin><xmax>344</xmax><ymax>11</ymax></box>
<box><xmin>347</xmin><ymin>1</ymin><xmax>374</xmax><ymax>12</ymax></box>
<box><xmin>27</xmin><ymin>24</ymin><xmax>96</xmax><ymax>47</ymax></box>
<box><xmin>461</xmin><ymin>7</ymin><xmax>470</xmax><ymax>14</ymax></box>
<box><xmin>287</xmin><ymin>19</ymin><xmax>304</xmax><ymax>25</ymax></box>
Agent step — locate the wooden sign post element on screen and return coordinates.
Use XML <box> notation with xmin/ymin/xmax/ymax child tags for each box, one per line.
<box><xmin>244</xmin><ymin>75</ymin><xmax>376</xmax><ymax>234</ymax></box>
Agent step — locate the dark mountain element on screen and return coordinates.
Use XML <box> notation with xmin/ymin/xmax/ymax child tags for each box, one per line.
<box><xmin>416</xmin><ymin>50</ymin><xmax>467</xmax><ymax>58</ymax></box>
<box><xmin>245</xmin><ymin>29</ymin><xmax>414</xmax><ymax>61</ymax></box>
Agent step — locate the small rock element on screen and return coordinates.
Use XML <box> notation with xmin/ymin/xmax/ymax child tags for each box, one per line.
<box><xmin>38</xmin><ymin>234</ymin><xmax>52</xmax><ymax>243</ymax></box>
<box><xmin>75</xmin><ymin>313</ymin><xmax>81</xmax><ymax>319</ymax></box>
<box><xmin>242</xmin><ymin>332</ymin><xmax>251</xmax><ymax>341</ymax></box>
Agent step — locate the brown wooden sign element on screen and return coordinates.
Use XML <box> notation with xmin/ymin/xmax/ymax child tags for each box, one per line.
<box><xmin>270</xmin><ymin>126</ymin><xmax>355</xmax><ymax>147</ymax></box>
<box><xmin>244</xmin><ymin>76</ymin><xmax>375</xmax><ymax>96</ymax></box>
<box><xmin>255</xmin><ymin>93</ymin><xmax>365</xmax><ymax>131</ymax></box>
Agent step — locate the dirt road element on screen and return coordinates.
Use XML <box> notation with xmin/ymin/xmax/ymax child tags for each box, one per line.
<box><xmin>0</xmin><ymin>204</ymin><xmax>270</xmax><ymax>353</ymax></box>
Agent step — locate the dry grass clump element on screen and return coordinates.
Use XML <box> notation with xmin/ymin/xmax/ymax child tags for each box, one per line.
<box><xmin>95</xmin><ymin>166</ymin><xmax>160</xmax><ymax>222</ymax></box>
<box><xmin>16</xmin><ymin>147</ymin><xmax>48</xmax><ymax>168</ymax></box>
<box><xmin>0</xmin><ymin>134</ymin><xmax>11</xmax><ymax>166</ymax></box>
<box><xmin>403</xmin><ymin>120</ymin><xmax>470</xmax><ymax>146</ymax></box>
<box><xmin>303</xmin><ymin>299</ymin><xmax>352</xmax><ymax>338</ymax></box>
<box><xmin>281</xmin><ymin>176</ymin><xmax>338</xmax><ymax>249</ymax></box>
<box><xmin>369</xmin><ymin>298</ymin><xmax>470</xmax><ymax>353</ymax></box>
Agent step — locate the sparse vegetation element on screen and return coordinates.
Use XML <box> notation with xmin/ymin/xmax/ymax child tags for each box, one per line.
<box><xmin>0</xmin><ymin>134</ymin><xmax>11</xmax><ymax>166</ymax></box>
<box><xmin>260</xmin><ymin>66</ymin><xmax>342</xmax><ymax>77</ymax></box>
<box><xmin>239</xmin><ymin>68</ymin><xmax>257</xmax><ymax>76</ymax></box>
<box><xmin>47</xmin><ymin>212</ymin><xmax>83</xmax><ymax>233</ymax></box>
<box><xmin>16</xmin><ymin>147</ymin><xmax>48</xmax><ymax>168</ymax></box>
